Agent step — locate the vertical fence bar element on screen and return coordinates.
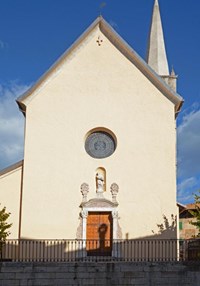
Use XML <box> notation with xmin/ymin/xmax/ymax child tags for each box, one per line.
<box><xmin>4</xmin><ymin>238</ymin><xmax>200</xmax><ymax>262</ymax></box>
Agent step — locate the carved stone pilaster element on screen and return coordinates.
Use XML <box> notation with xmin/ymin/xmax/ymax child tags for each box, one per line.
<box><xmin>76</xmin><ymin>218</ymin><xmax>83</xmax><ymax>239</ymax></box>
<box><xmin>110</xmin><ymin>183</ymin><xmax>119</xmax><ymax>203</ymax></box>
<box><xmin>76</xmin><ymin>210</ymin><xmax>88</xmax><ymax>240</ymax></box>
<box><xmin>112</xmin><ymin>210</ymin><xmax>122</xmax><ymax>240</ymax></box>
<box><xmin>80</xmin><ymin>183</ymin><xmax>89</xmax><ymax>202</ymax></box>
<box><xmin>117</xmin><ymin>222</ymin><xmax>123</xmax><ymax>239</ymax></box>
<box><xmin>81</xmin><ymin>210</ymin><xmax>88</xmax><ymax>240</ymax></box>
<box><xmin>113</xmin><ymin>210</ymin><xmax>119</xmax><ymax>218</ymax></box>
<box><xmin>81</xmin><ymin>209</ymin><xmax>88</xmax><ymax>219</ymax></box>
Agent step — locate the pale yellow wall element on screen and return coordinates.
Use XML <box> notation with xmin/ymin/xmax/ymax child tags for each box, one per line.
<box><xmin>21</xmin><ymin>27</ymin><xmax>177</xmax><ymax>239</ymax></box>
<box><xmin>0</xmin><ymin>167</ymin><xmax>22</xmax><ymax>238</ymax></box>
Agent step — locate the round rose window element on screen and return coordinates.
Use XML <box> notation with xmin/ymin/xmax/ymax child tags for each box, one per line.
<box><xmin>85</xmin><ymin>131</ymin><xmax>116</xmax><ymax>159</ymax></box>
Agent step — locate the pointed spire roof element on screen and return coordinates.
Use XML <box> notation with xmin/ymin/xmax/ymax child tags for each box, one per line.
<box><xmin>146</xmin><ymin>0</ymin><xmax>169</xmax><ymax>76</ymax></box>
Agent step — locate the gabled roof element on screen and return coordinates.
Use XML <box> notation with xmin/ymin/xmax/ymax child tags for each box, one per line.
<box><xmin>179</xmin><ymin>203</ymin><xmax>200</xmax><ymax>217</ymax></box>
<box><xmin>186</xmin><ymin>203</ymin><xmax>200</xmax><ymax>210</ymax></box>
<box><xmin>17</xmin><ymin>16</ymin><xmax>183</xmax><ymax>116</ymax></box>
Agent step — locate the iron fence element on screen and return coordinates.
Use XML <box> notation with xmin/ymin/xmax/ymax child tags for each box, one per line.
<box><xmin>1</xmin><ymin>239</ymin><xmax>199</xmax><ymax>262</ymax></box>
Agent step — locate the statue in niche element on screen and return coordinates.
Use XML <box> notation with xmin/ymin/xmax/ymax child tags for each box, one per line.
<box><xmin>96</xmin><ymin>173</ymin><xmax>104</xmax><ymax>197</ymax></box>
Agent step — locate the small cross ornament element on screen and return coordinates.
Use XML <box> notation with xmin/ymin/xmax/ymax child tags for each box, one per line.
<box><xmin>96</xmin><ymin>36</ymin><xmax>103</xmax><ymax>46</ymax></box>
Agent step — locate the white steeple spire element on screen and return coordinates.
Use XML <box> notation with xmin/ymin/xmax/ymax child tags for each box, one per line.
<box><xmin>146</xmin><ymin>0</ymin><xmax>169</xmax><ymax>76</ymax></box>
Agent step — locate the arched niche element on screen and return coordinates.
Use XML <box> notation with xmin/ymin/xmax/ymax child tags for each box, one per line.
<box><xmin>96</xmin><ymin>167</ymin><xmax>106</xmax><ymax>192</ymax></box>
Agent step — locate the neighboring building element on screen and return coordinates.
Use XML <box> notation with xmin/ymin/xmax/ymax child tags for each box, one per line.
<box><xmin>0</xmin><ymin>0</ymin><xmax>183</xmax><ymax>247</ymax></box>
<box><xmin>179</xmin><ymin>203</ymin><xmax>200</xmax><ymax>239</ymax></box>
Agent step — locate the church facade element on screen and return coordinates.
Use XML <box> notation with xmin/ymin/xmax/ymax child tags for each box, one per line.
<box><xmin>0</xmin><ymin>0</ymin><xmax>183</xmax><ymax>243</ymax></box>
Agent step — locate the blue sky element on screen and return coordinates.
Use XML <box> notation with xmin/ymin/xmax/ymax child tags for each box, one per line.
<box><xmin>0</xmin><ymin>0</ymin><xmax>200</xmax><ymax>205</ymax></box>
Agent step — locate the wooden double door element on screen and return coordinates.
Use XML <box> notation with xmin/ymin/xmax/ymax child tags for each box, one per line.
<box><xmin>86</xmin><ymin>212</ymin><xmax>113</xmax><ymax>256</ymax></box>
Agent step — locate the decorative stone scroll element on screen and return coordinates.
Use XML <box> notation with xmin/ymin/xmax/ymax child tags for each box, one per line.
<box><xmin>80</xmin><ymin>183</ymin><xmax>89</xmax><ymax>202</ymax></box>
<box><xmin>110</xmin><ymin>183</ymin><xmax>119</xmax><ymax>203</ymax></box>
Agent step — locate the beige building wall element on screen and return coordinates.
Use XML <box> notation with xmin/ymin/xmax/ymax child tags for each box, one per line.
<box><xmin>20</xmin><ymin>27</ymin><xmax>177</xmax><ymax>239</ymax></box>
<box><xmin>0</xmin><ymin>165</ymin><xmax>22</xmax><ymax>238</ymax></box>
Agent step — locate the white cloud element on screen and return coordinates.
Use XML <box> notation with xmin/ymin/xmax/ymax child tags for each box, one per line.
<box><xmin>178</xmin><ymin>177</ymin><xmax>197</xmax><ymax>192</ymax></box>
<box><xmin>177</xmin><ymin>105</ymin><xmax>200</xmax><ymax>178</ymax></box>
<box><xmin>177</xmin><ymin>176</ymin><xmax>200</xmax><ymax>204</ymax></box>
<box><xmin>0</xmin><ymin>82</ymin><xmax>30</xmax><ymax>170</ymax></box>
<box><xmin>177</xmin><ymin>104</ymin><xmax>200</xmax><ymax>203</ymax></box>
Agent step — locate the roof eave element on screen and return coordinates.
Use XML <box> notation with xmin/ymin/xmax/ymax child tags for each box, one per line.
<box><xmin>0</xmin><ymin>160</ymin><xmax>24</xmax><ymax>177</ymax></box>
<box><xmin>16</xmin><ymin>100</ymin><xmax>26</xmax><ymax>116</ymax></box>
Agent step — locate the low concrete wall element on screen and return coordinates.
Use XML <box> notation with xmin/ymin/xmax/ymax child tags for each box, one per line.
<box><xmin>0</xmin><ymin>262</ymin><xmax>200</xmax><ymax>286</ymax></box>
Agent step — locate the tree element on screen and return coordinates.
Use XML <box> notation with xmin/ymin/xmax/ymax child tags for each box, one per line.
<box><xmin>0</xmin><ymin>205</ymin><xmax>12</xmax><ymax>259</ymax></box>
<box><xmin>189</xmin><ymin>191</ymin><xmax>200</xmax><ymax>237</ymax></box>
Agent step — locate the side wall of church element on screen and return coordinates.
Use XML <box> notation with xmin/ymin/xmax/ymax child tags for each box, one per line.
<box><xmin>0</xmin><ymin>167</ymin><xmax>22</xmax><ymax>238</ymax></box>
<box><xmin>20</xmin><ymin>27</ymin><xmax>177</xmax><ymax>239</ymax></box>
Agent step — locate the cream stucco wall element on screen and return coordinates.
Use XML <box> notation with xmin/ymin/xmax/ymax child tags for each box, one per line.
<box><xmin>0</xmin><ymin>166</ymin><xmax>22</xmax><ymax>238</ymax></box>
<box><xmin>20</xmin><ymin>27</ymin><xmax>177</xmax><ymax>239</ymax></box>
